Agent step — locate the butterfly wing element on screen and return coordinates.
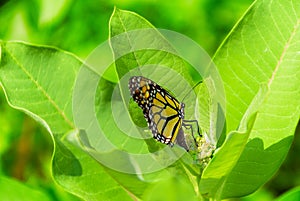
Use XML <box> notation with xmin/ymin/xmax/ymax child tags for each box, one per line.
<box><xmin>129</xmin><ymin>76</ymin><xmax>184</xmax><ymax>145</ymax></box>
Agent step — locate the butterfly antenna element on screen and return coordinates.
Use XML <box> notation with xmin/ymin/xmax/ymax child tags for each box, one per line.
<box><xmin>182</xmin><ymin>79</ymin><xmax>203</xmax><ymax>102</ymax></box>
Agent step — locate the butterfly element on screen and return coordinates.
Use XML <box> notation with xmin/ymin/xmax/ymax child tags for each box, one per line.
<box><xmin>128</xmin><ymin>76</ymin><xmax>201</xmax><ymax>149</ymax></box>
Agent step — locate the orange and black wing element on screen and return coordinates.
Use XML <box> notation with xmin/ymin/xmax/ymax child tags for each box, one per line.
<box><xmin>128</xmin><ymin>76</ymin><xmax>184</xmax><ymax>146</ymax></box>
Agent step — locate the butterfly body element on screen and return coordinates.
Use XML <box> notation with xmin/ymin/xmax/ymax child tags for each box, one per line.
<box><xmin>128</xmin><ymin>76</ymin><xmax>185</xmax><ymax>146</ymax></box>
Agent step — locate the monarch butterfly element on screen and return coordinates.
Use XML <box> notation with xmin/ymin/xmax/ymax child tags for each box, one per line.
<box><xmin>128</xmin><ymin>76</ymin><xmax>201</xmax><ymax>149</ymax></box>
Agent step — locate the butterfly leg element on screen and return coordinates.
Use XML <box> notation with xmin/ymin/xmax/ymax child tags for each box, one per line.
<box><xmin>183</xmin><ymin>119</ymin><xmax>202</xmax><ymax>137</ymax></box>
<box><xmin>182</xmin><ymin>119</ymin><xmax>202</xmax><ymax>146</ymax></box>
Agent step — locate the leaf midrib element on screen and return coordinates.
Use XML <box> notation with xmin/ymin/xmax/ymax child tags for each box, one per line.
<box><xmin>268</xmin><ymin>19</ymin><xmax>300</xmax><ymax>88</ymax></box>
<box><xmin>4</xmin><ymin>44</ymin><xmax>75</xmax><ymax>129</ymax></box>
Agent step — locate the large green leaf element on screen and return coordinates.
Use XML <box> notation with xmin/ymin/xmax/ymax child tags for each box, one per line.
<box><xmin>0</xmin><ymin>42</ymin><xmax>76</xmax><ymax>134</ymax></box>
<box><xmin>0</xmin><ymin>42</ymin><xmax>133</xmax><ymax>201</ymax></box>
<box><xmin>109</xmin><ymin>8</ymin><xmax>201</xmax><ymax>102</ymax></box>
<box><xmin>108</xmin><ymin>8</ymin><xmax>212</xmax><ymax>150</ymax></box>
<box><xmin>105</xmin><ymin>8</ymin><xmax>204</xmax><ymax>200</ymax></box>
<box><xmin>210</xmin><ymin>0</ymin><xmax>300</xmax><ymax>198</ymax></box>
<box><xmin>200</xmin><ymin>85</ymin><xmax>267</xmax><ymax>199</ymax></box>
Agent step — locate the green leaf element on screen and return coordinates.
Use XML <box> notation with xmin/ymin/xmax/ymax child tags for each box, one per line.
<box><xmin>0</xmin><ymin>42</ymin><xmax>76</xmax><ymax>134</ymax></box>
<box><xmin>0</xmin><ymin>176</ymin><xmax>52</xmax><ymax>201</ymax></box>
<box><xmin>106</xmin><ymin>7</ymin><xmax>203</xmax><ymax>199</ymax></box>
<box><xmin>0</xmin><ymin>42</ymin><xmax>133</xmax><ymax>200</ymax></box>
<box><xmin>109</xmin><ymin>8</ymin><xmax>198</xmax><ymax>98</ymax></box>
<box><xmin>108</xmin><ymin>7</ymin><xmax>203</xmax><ymax>150</ymax></box>
<box><xmin>275</xmin><ymin>186</ymin><xmax>300</xmax><ymax>201</ymax></box>
<box><xmin>212</xmin><ymin>0</ymin><xmax>300</xmax><ymax>198</ymax></box>
<box><xmin>199</xmin><ymin>84</ymin><xmax>266</xmax><ymax>199</ymax></box>
<box><xmin>200</xmin><ymin>115</ymin><xmax>256</xmax><ymax>199</ymax></box>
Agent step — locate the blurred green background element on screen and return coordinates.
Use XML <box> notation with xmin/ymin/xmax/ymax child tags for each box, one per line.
<box><xmin>0</xmin><ymin>0</ymin><xmax>299</xmax><ymax>200</ymax></box>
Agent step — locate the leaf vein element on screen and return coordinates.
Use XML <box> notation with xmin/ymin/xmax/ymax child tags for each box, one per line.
<box><xmin>4</xmin><ymin>45</ymin><xmax>75</xmax><ymax>129</ymax></box>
